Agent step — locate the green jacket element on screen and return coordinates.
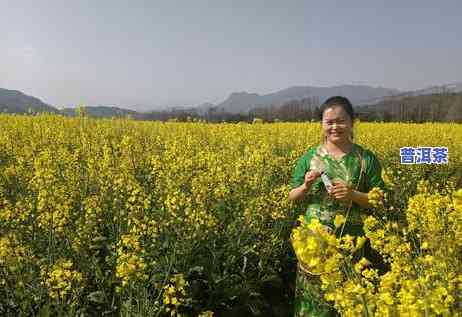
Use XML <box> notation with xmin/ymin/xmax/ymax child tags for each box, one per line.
<box><xmin>290</xmin><ymin>143</ymin><xmax>386</xmax><ymax>230</ymax></box>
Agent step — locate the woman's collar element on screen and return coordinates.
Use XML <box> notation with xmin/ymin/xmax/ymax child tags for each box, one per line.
<box><xmin>317</xmin><ymin>143</ymin><xmax>357</xmax><ymax>161</ymax></box>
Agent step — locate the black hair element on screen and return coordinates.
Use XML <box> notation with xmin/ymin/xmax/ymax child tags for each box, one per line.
<box><xmin>318</xmin><ymin>96</ymin><xmax>355</xmax><ymax>122</ymax></box>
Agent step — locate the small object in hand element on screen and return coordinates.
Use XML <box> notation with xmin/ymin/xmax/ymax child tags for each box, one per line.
<box><xmin>323</xmin><ymin>225</ymin><xmax>334</xmax><ymax>234</ymax></box>
<box><xmin>320</xmin><ymin>171</ymin><xmax>333</xmax><ymax>193</ymax></box>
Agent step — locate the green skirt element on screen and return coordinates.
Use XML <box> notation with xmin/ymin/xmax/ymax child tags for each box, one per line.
<box><xmin>293</xmin><ymin>262</ymin><xmax>340</xmax><ymax>317</ymax></box>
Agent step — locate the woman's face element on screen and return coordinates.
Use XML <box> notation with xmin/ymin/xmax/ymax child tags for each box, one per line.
<box><xmin>321</xmin><ymin>105</ymin><xmax>353</xmax><ymax>145</ymax></box>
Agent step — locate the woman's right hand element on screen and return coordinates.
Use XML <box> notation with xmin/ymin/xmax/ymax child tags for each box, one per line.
<box><xmin>303</xmin><ymin>170</ymin><xmax>321</xmax><ymax>189</ymax></box>
<box><xmin>289</xmin><ymin>170</ymin><xmax>322</xmax><ymax>202</ymax></box>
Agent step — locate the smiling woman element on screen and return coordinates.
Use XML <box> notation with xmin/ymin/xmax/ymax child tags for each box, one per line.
<box><xmin>288</xmin><ymin>96</ymin><xmax>386</xmax><ymax>316</ymax></box>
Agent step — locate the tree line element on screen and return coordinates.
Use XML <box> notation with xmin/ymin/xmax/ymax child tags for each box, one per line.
<box><xmin>137</xmin><ymin>92</ymin><xmax>462</xmax><ymax>123</ymax></box>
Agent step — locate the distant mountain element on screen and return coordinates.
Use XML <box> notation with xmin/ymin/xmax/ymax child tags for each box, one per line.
<box><xmin>0</xmin><ymin>88</ymin><xmax>58</xmax><ymax>113</ymax></box>
<box><xmin>195</xmin><ymin>102</ymin><xmax>216</xmax><ymax>115</ymax></box>
<box><xmin>360</xmin><ymin>82</ymin><xmax>462</xmax><ymax>106</ymax></box>
<box><xmin>61</xmin><ymin>106</ymin><xmax>139</xmax><ymax>118</ymax></box>
<box><xmin>445</xmin><ymin>82</ymin><xmax>462</xmax><ymax>92</ymax></box>
<box><xmin>201</xmin><ymin>85</ymin><xmax>401</xmax><ymax>114</ymax></box>
<box><xmin>392</xmin><ymin>82</ymin><xmax>462</xmax><ymax>97</ymax></box>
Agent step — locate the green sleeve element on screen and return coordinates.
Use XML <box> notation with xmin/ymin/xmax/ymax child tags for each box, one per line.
<box><xmin>364</xmin><ymin>151</ymin><xmax>386</xmax><ymax>192</ymax></box>
<box><xmin>289</xmin><ymin>150</ymin><xmax>313</xmax><ymax>190</ymax></box>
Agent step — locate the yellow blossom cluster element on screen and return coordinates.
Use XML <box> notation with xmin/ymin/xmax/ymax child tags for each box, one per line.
<box><xmin>162</xmin><ymin>273</ymin><xmax>190</xmax><ymax>316</ymax></box>
<box><xmin>0</xmin><ymin>233</ymin><xmax>32</xmax><ymax>270</ymax></box>
<box><xmin>381</xmin><ymin>167</ymin><xmax>396</xmax><ymax>189</ymax></box>
<box><xmin>291</xmin><ymin>215</ymin><xmax>377</xmax><ymax>316</ymax></box>
<box><xmin>41</xmin><ymin>259</ymin><xmax>84</xmax><ymax>302</ymax></box>
<box><xmin>291</xmin><ymin>215</ymin><xmax>366</xmax><ymax>276</ymax></box>
<box><xmin>115</xmin><ymin>233</ymin><xmax>149</xmax><ymax>288</ymax></box>
<box><xmin>368</xmin><ymin>186</ymin><xmax>385</xmax><ymax>208</ymax></box>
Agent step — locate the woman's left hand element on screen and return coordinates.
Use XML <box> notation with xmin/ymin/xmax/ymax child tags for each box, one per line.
<box><xmin>329</xmin><ymin>181</ymin><xmax>354</xmax><ymax>203</ymax></box>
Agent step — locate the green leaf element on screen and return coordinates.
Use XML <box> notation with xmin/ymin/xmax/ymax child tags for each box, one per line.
<box><xmin>37</xmin><ymin>304</ymin><xmax>51</xmax><ymax>317</ymax></box>
<box><xmin>87</xmin><ymin>291</ymin><xmax>106</xmax><ymax>304</ymax></box>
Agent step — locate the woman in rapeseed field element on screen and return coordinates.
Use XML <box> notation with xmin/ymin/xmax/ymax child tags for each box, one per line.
<box><xmin>288</xmin><ymin>96</ymin><xmax>386</xmax><ymax>316</ymax></box>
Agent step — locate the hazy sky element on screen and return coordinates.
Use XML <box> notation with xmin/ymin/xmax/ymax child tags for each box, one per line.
<box><xmin>1</xmin><ymin>0</ymin><xmax>461</xmax><ymax>110</ymax></box>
